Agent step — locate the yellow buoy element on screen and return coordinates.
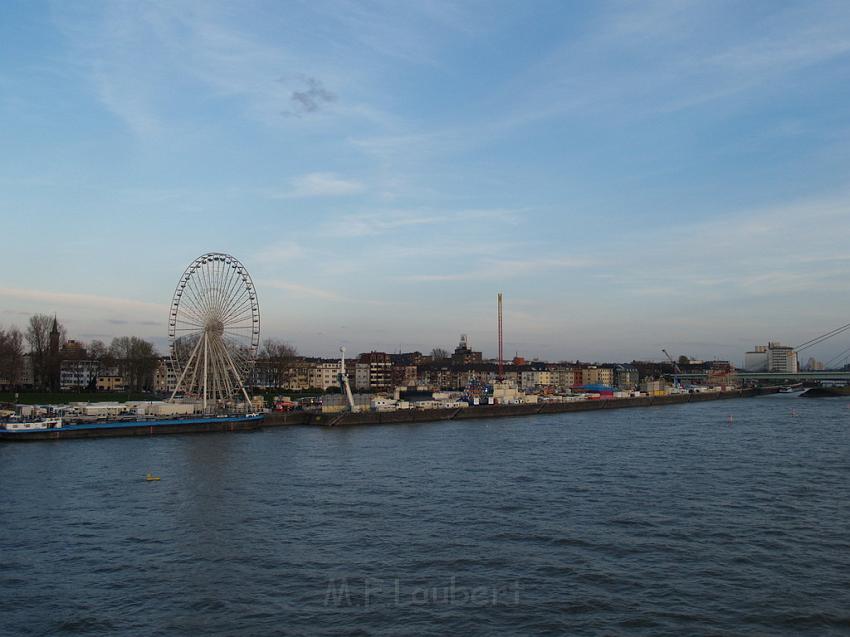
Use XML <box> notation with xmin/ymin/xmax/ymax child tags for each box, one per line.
<box><xmin>145</xmin><ymin>473</ymin><xmax>161</xmax><ymax>481</ymax></box>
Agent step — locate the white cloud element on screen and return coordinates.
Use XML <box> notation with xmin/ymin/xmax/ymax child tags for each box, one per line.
<box><xmin>0</xmin><ymin>287</ymin><xmax>165</xmax><ymax>313</ymax></box>
<box><xmin>259</xmin><ymin>279</ymin><xmax>343</xmax><ymax>301</ymax></box>
<box><xmin>283</xmin><ymin>173</ymin><xmax>365</xmax><ymax>198</ymax></box>
<box><xmin>401</xmin><ymin>256</ymin><xmax>598</xmax><ymax>282</ymax></box>
<box><xmin>322</xmin><ymin>208</ymin><xmax>520</xmax><ymax>237</ymax></box>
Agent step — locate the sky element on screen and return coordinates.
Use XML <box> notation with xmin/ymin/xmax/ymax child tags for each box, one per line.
<box><xmin>2</xmin><ymin>0</ymin><xmax>850</xmax><ymax>365</ymax></box>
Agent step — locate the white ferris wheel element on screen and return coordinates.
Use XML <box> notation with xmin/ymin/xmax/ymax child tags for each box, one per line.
<box><xmin>168</xmin><ymin>252</ymin><xmax>260</xmax><ymax>411</ymax></box>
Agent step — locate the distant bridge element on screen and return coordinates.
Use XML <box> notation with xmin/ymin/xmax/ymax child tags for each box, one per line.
<box><xmin>676</xmin><ymin>371</ymin><xmax>850</xmax><ymax>382</ymax></box>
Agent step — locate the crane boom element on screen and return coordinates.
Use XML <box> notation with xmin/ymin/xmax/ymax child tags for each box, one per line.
<box><xmin>661</xmin><ymin>348</ymin><xmax>682</xmax><ymax>389</ymax></box>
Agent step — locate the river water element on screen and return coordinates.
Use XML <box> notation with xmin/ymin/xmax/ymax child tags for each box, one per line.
<box><xmin>2</xmin><ymin>396</ymin><xmax>849</xmax><ymax>636</ymax></box>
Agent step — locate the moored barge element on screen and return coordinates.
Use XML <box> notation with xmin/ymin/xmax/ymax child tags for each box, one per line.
<box><xmin>0</xmin><ymin>413</ymin><xmax>264</xmax><ymax>441</ymax></box>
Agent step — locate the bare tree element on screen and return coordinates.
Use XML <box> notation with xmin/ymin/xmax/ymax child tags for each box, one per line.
<box><xmin>431</xmin><ymin>348</ymin><xmax>450</xmax><ymax>360</ymax></box>
<box><xmin>109</xmin><ymin>336</ymin><xmax>159</xmax><ymax>392</ymax></box>
<box><xmin>258</xmin><ymin>338</ymin><xmax>298</xmax><ymax>389</ymax></box>
<box><xmin>0</xmin><ymin>326</ymin><xmax>25</xmax><ymax>388</ymax></box>
<box><xmin>88</xmin><ymin>339</ymin><xmax>108</xmax><ymax>361</ymax></box>
<box><xmin>26</xmin><ymin>314</ymin><xmax>64</xmax><ymax>390</ymax></box>
<box><xmin>260</xmin><ymin>339</ymin><xmax>298</xmax><ymax>360</ymax></box>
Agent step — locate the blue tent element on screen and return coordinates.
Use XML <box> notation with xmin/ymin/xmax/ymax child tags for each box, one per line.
<box><xmin>573</xmin><ymin>384</ymin><xmax>616</xmax><ymax>393</ymax></box>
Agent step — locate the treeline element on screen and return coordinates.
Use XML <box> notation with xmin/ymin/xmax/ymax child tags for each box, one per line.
<box><xmin>0</xmin><ymin>314</ymin><xmax>159</xmax><ymax>392</ymax></box>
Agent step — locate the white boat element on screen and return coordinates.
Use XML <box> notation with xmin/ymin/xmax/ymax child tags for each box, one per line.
<box><xmin>1</xmin><ymin>418</ymin><xmax>64</xmax><ymax>431</ymax></box>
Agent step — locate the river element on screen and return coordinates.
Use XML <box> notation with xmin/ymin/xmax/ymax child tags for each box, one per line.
<box><xmin>2</xmin><ymin>395</ymin><xmax>849</xmax><ymax>635</ymax></box>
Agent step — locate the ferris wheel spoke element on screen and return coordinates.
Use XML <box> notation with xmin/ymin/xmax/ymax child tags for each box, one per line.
<box><xmin>192</xmin><ymin>260</ymin><xmax>218</xmax><ymax>319</ymax></box>
<box><xmin>184</xmin><ymin>275</ymin><xmax>213</xmax><ymax>322</ymax></box>
<box><xmin>174</xmin><ymin>286</ymin><xmax>208</xmax><ymax>325</ymax></box>
<box><xmin>221</xmin><ymin>295</ymin><xmax>255</xmax><ymax>326</ymax></box>
<box><xmin>209</xmin><ymin>257</ymin><xmax>226</xmax><ymax>318</ymax></box>
<box><xmin>220</xmin><ymin>260</ymin><xmax>239</xmax><ymax>317</ymax></box>
<box><xmin>220</xmin><ymin>286</ymin><xmax>251</xmax><ymax>324</ymax></box>
<box><xmin>222</xmin><ymin>308</ymin><xmax>255</xmax><ymax>328</ymax></box>
<box><xmin>218</xmin><ymin>268</ymin><xmax>243</xmax><ymax>321</ymax></box>
<box><xmin>196</xmin><ymin>261</ymin><xmax>218</xmax><ymax>319</ymax></box>
<box><xmin>175</xmin><ymin>317</ymin><xmax>204</xmax><ymax>328</ymax></box>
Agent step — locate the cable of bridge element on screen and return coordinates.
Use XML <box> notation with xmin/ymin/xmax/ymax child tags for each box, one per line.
<box><xmin>825</xmin><ymin>343</ymin><xmax>850</xmax><ymax>369</ymax></box>
<box><xmin>795</xmin><ymin>321</ymin><xmax>850</xmax><ymax>352</ymax></box>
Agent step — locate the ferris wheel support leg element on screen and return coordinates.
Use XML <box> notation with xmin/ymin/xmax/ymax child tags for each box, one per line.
<box><xmin>211</xmin><ymin>337</ymin><xmax>235</xmax><ymax>403</ymax></box>
<box><xmin>169</xmin><ymin>332</ymin><xmax>204</xmax><ymax>402</ymax></box>
<box><xmin>203</xmin><ymin>332</ymin><xmax>209</xmax><ymax>412</ymax></box>
<box><xmin>220</xmin><ymin>336</ymin><xmax>254</xmax><ymax>411</ymax></box>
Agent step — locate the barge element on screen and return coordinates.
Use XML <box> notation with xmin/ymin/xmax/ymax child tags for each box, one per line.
<box><xmin>0</xmin><ymin>413</ymin><xmax>264</xmax><ymax>441</ymax></box>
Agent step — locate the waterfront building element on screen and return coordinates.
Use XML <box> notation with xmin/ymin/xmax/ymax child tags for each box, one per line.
<box><xmin>354</xmin><ymin>362</ymin><xmax>371</xmax><ymax>391</ymax></box>
<box><xmin>744</xmin><ymin>345</ymin><xmax>768</xmax><ymax>371</ymax></box>
<box><xmin>21</xmin><ymin>353</ymin><xmax>34</xmax><ymax>389</ymax></box>
<box><xmin>547</xmin><ymin>366</ymin><xmax>575</xmax><ymax>390</ymax></box>
<box><xmin>611</xmin><ymin>364</ymin><xmax>639</xmax><ymax>390</ymax></box>
<box><xmin>804</xmin><ymin>357</ymin><xmax>825</xmax><ymax>371</ymax></box>
<box><xmin>96</xmin><ymin>374</ymin><xmax>125</xmax><ymax>392</ymax></box>
<box><xmin>358</xmin><ymin>352</ymin><xmax>392</xmax><ymax>392</ymax></box>
<box><xmin>308</xmin><ymin>360</ymin><xmax>342</xmax><ymax>391</ymax></box>
<box><xmin>745</xmin><ymin>342</ymin><xmax>798</xmax><ymax>373</ymax></box>
<box><xmin>391</xmin><ymin>363</ymin><xmax>418</xmax><ymax>389</ymax></box>
<box><xmin>153</xmin><ymin>358</ymin><xmax>178</xmax><ymax>394</ymax></box>
<box><xmin>60</xmin><ymin>340</ymin><xmax>87</xmax><ymax>360</ymax></box>
<box><xmin>451</xmin><ymin>334</ymin><xmax>483</xmax><ymax>365</ymax></box>
<box><xmin>581</xmin><ymin>365</ymin><xmax>614</xmax><ymax>387</ymax></box>
<box><xmin>60</xmin><ymin>359</ymin><xmax>99</xmax><ymax>391</ymax></box>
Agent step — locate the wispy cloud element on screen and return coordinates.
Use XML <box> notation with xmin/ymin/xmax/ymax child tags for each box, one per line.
<box><xmin>0</xmin><ymin>287</ymin><xmax>165</xmax><ymax>313</ymax></box>
<box><xmin>402</xmin><ymin>255</ymin><xmax>598</xmax><ymax>282</ymax></box>
<box><xmin>259</xmin><ymin>278</ymin><xmax>406</xmax><ymax>308</ymax></box>
<box><xmin>254</xmin><ymin>240</ymin><xmax>309</xmax><ymax>264</ymax></box>
<box><xmin>322</xmin><ymin>208</ymin><xmax>520</xmax><ymax>237</ymax></box>
<box><xmin>260</xmin><ymin>279</ymin><xmax>343</xmax><ymax>301</ymax></box>
<box><xmin>281</xmin><ymin>172</ymin><xmax>365</xmax><ymax>198</ymax></box>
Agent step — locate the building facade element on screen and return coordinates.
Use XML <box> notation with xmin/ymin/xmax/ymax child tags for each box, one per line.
<box><xmin>745</xmin><ymin>342</ymin><xmax>798</xmax><ymax>373</ymax></box>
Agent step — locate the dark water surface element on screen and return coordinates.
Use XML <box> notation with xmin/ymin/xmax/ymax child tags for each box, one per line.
<box><xmin>2</xmin><ymin>396</ymin><xmax>850</xmax><ymax>636</ymax></box>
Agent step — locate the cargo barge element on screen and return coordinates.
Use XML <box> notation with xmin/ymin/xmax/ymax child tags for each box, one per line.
<box><xmin>0</xmin><ymin>413</ymin><xmax>264</xmax><ymax>441</ymax></box>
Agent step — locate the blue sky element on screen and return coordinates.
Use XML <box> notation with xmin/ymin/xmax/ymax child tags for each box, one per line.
<box><xmin>2</xmin><ymin>0</ymin><xmax>850</xmax><ymax>364</ymax></box>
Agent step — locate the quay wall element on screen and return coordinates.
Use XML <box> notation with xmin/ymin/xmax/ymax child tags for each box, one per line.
<box><xmin>264</xmin><ymin>388</ymin><xmax>773</xmax><ymax>429</ymax></box>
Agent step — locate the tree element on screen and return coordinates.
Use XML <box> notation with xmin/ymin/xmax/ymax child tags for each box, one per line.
<box><xmin>431</xmin><ymin>348</ymin><xmax>450</xmax><ymax>360</ymax></box>
<box><xmin>260</xmin><ymin>339</ymin><xmax>298</xmax><ymax>360</ymax></box>
<box><xmin>258</xmin><ymin>339</ymin><xmax>298</xmax><ymax>389</ymax></box>
<box><xmin>85</xmin><ymin>339</ymin><xmax>110</xmax><ymax>390</ymax></box>
<box><xmin>0</xmin><ymin>326</ymin><xmax>24</xmax><ymax>388</ymax></box>
<box><xmin>26</xmin><ymin>314</ymin><xmax>64</xmax><ymax>390</ymax></box>
<box><xmin>677</xmin><ymin>355</ymin><xmax>690</xmax><ymax>366</ymax></box>
<box><xmin>109</xmin><ymin>336</ymin><xmax>158</xmax><ymax>392</ymax></box>
<box><xmin>88</xmin><ymin>339</ymin><xmax>108</xmax><ymax>361</ymax></box>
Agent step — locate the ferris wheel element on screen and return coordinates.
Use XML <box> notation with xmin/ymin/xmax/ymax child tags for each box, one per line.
<box><xmin>168</xmin><ymin>252</ymin><xmax>260</xmax><ymax>411</ymax></box>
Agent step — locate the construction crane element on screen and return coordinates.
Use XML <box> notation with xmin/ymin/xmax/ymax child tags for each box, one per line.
<box><xmin>661</xmin><ymin>349</ymin><xmax>682</xmax><ymax>390</ymax></box>
<box><xmin>337</xmin><ymin>346</ymin><xmax>356</xmax><ymax>412</ymax></box>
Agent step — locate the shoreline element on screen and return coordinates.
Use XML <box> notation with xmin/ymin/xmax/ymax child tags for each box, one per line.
<box><xmin>1</xmin><ymin>388</ymin><xmax>778</xmax><ymax>441</ymax></box>
<box><xmin>265</xmin><ymin>387</ymin><xmax>778</xmax><ymax>428</ymax></box>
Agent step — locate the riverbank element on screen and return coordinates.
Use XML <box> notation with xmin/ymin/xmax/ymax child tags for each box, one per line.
<box><xmin>265</xmin><ymin>387</ymin><xmax>777</xmax><ymax>428</ymax></box>
<box><xmin>1</xmin><ymin>388</ymin><xmax>778</xmax><ymax>441</ymax></box>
